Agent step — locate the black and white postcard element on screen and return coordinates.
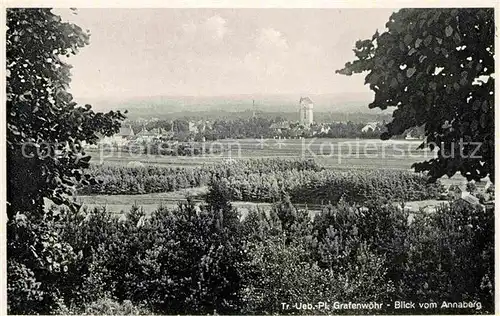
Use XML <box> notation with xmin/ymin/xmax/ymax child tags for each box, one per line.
<box><xmin>3</xmin><ymin>1</ymin><xmax>498</xmax><ymax>315</ymax></box>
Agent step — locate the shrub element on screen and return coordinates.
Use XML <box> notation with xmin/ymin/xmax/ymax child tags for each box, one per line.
<box><xmin>240</xmin><ymin>236</ymin><xmax>328</xmax><ymax>314</ymax></box>
<box><xmin>226</xmin><ymin>169</ymin><xmax>443</xmax><ymax>204</ymax></box>
<box><xmin>402</xmin><ymin>202</ymin><xmax>494</xmax><ymax>313</ymax></box>
<box><xmin>7</xmin><ymin>260</ymin><xmax>44</xmax><ymax>314</ymax></box>
<box><xmin>312</xmin><ymin>201</ymin><xmax>409</xmax><ymax>275</ymax></box>
<box><xmin>10</xmin><ymin>181</ymin><xmax>493</xmax><ymax>315</ymax></box>
<box><xmin>55</xmin><ymin>298</ymin><xmax>151</xmax><ymax>315</ymax></box>
<box><xmin>62</xmin><ymin>181</ymin><xmax>246</xmax><ymax>314</ymax></box>
<box><xmin>466</xmin><ymin>181</ymin><xmax>478</xmax><ymax>194</ymax></box>
<box><xmin>240</xmin><ymin>209</ymin><xmax>393</xmax><ymax>314</ymax></box>
<box><xmin>138</xmin><ymin>199</ymin><xmax>245</xmax><ymax>314</ymax></box>
<box><xmin>7</xmin><ymin>206</ymin><xmax>79</xmax><ymax>314</ymax></box>
<box><xmin>57</xmin><ymin>206</ymin><xmax>122</xmax><ymax>306</ymax></box>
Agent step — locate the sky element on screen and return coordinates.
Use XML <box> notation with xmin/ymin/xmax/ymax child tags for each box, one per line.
<box><xmin>55</xmin><ymin>8</ymin><xmax>397</xmax><ymax>102</ymax></box>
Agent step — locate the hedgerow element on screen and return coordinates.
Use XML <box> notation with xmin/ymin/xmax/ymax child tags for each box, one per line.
<box><xmin>80</xmin><ymin>158</ymin><xmax>321</xmax><ymax>195</ymax></box>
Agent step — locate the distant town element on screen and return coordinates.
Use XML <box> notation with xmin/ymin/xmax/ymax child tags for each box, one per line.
<box><xmin>92</xmin><ymin>96</ymin><xmax>424</xmax><ymax>150</ymax></box>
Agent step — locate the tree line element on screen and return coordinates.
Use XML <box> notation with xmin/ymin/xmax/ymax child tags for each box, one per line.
<box><xmin>81</xmin><ymin>159</ymin><xmax>443</xmax><ymax>204</ymax></box>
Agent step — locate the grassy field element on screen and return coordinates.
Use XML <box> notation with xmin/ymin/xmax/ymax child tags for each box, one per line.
<box><xmin>88</xmin><ymin>138</ymin><xmax>435</xmax><ymax>170</ymax></box>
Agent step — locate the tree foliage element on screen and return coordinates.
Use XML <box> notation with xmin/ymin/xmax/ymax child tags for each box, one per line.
<box><xmin>337</xmin><ymin>8</ymin><xmax>494</xmax><ymax>182</ymax></box>
<box><xmin>8</xmin><ymin>181</ymin><xmax>495</xmax><ymax>314</ymax></box>
<box><xmin>224</xmin><ymin>168</ymin><xmax>443</xmax><ymax>204</ymax></box>
<box><xmin>7</xmin><ymin>8</ymin><xmax>126</xmax><ymax>218</ymax></box>
<box><xmin>82</xmin><ymin>160</ymin><xmax>442</xmax><ymax>203</ymax></box>
<box><xmin>6</xmin><ymin>8</ymin><xmax>125</xmax><ymax>312</ymax></box>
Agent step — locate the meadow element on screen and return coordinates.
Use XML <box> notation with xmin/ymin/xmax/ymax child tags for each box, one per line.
<box><xmin>88</xmin><ymin>138</ymin><xmax>432</xmax><ymax>169</ymax></box>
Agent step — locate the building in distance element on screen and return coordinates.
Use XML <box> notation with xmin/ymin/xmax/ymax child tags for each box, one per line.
<box><xmin>299</xmin><ymin>96</ymin><xmax>314</xmax><ymax>125</ymax></box>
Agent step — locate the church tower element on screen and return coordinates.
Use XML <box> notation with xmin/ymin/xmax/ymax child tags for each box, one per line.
<box><xmin>299</xmin><ymin>97</ymin><xmax>314</xmax><ymax>125</ymax></box>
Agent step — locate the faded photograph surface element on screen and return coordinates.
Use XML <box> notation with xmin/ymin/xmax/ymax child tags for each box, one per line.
<box><xmin>5</xmin><ymin>6</ymin><xmax>495</xmax><ymax>315</ymax></box>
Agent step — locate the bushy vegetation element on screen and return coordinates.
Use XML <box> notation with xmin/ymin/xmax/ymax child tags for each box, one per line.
<box><xmin>80</xmin><ymin>158</ymin><xmax>322</xmax><ymax>195</ymax></box>
<box><xmin>56</xmin><ymin>299</ymin><xmax>151</xmax><ymax>315</ymax></box>
<box><xmin>83</xmin><ymin>159</ymin><xmax>443</xmax><ymax>204</ymax></box>
<box><xmin>121</xmin><ymin>141</ymin><xmax>217</xmax><ymax>157</ymax></box>
<box><xmin>8</xmin><ymin>182</ymin><xmax>494</xmax><ymax>314</ymax></box>
<box><xmin>82</xmin><ymin>164</ymin><xmax>212</xmax><ymax>194</ymax></box>
<box><xmin>224</xmin><ymin>168</ymin><xmax>443</xmax><ymax>204</ymax></box>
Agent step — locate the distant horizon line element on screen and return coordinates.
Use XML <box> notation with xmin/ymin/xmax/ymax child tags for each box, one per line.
<box><xmin>73</xmin><ymin>91</ymin><xmax>374</xmax><ymax>101</ymax></box>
